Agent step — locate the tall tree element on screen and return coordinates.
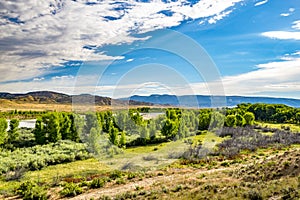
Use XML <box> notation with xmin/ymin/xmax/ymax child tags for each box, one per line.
<box><xmin>198</xmin><ymin>113</ymin><xmax>211</xmax><ymax>131</ymax></box>
<box><xmin>43</xmin><ymin>112</ymin><xmax>61</xmax><ymax>143</ymax></box>
<box><xmin>34</xmin><ymin>118</ymin><xmax>45</xmax><ymax>144</ymax></box>
<box><xmin>235</xmin><ymin>114</ymin><xmax>245</xmax><ymax>127</ymax></box>
<box><xmin>244</xmin><ymin>112</ymin><xmax>255</xmax><ymax>126</ymax></box>
<box><xmin>0</xmin><ymin>118</ymin><xmax>8</xmax><ymax>145</ymax></box>
<box><xmin>60</xmin><ymin>113</ymin><xmax>71</xmax><ymax>140</ymax></box>
<box><xmin>8</xmin><ymin>118</ymin><xmax>19</xmax><ymax>143</ymax></box>
<box><xmin>225</xmin><ymin>115</ymin><xmax>236</xmax><ymax>127</ymax></box>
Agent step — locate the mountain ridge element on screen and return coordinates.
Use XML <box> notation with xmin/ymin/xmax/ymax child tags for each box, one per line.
<box><xmin>121</xmin><ymin>94</ymin><xmax>300</xmax><ymax>108</ymax></box>
<box><xmin>0</xmin><ymin>91</ymin><xmax>153</xmax><ymax>106</ymax></box>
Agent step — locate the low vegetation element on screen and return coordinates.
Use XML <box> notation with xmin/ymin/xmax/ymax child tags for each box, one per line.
<box><xmin>0</xmin><ymin>103</ymin><xmax>299</xmax><ymax>199</ymax></box>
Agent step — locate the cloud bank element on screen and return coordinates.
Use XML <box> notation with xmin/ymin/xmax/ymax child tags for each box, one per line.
<box><xmin>0</xmin><ymin>0</ymin><xmax>243</xmax><ymax>83</ymax></box>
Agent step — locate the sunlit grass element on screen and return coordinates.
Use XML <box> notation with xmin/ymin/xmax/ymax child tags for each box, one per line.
<box><xmin>257</xmin><ymin>122</ymin><xmax>300</xmax><ymax>132</ymax></box>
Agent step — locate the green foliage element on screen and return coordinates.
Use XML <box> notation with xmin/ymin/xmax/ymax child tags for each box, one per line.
<box><xmin>161</xmin><ymin>119</ymin><xmax>179</xmax><ymax>139</ymax></box>
<box><xmin>33</xmin><ymin>118</ymin><xmax>45</xmax><ymax>145</ymax></box>
<box><xmin>60</xmin><ymin>182</ymin><xmax>83</xmax><ymax>197</ymax></box>
<box><xmin>0</xmin><ymin>118</ymin><xmax>8</xmax><ymax>145</ymax></box>
<box><xmin>7</xmin><ymin>118</ymin><xmax>19</xmax><ymax>143</ymax></box>
<box><xmin>42</xmin><ymin>112</ymin><xmax>61</xmax><ymax>143</ymax></box>
<box><xmin>244</xmin><ymin>112</ymin><xmax>255</xmax><ymax>125</ymax></box>
<box><xmin>295</xmin><ymin>112</ymin><xmax>300</xmax><ymax>124</ymax></box>
<box><xmin>89</xmin><ymin>177</ymin><xmax>106</xmax><ymax>189</ymax></box>
<box><xmin>109</xmin><ymin>170</ymin><xmax>123</xmax><ymax>180</ymax></box>
<box><xmin>225</xmin><ymin>115</ymin><xmax>236</xmax><ymax>127</ymax></box>
<box><xmin>119</xmin><ymin>131</ymin><xmax>126</xmax><ymax>148</ymax></box>
<box><xmin>198</xmin><ymin>113</ymin><xmax>211</xmax><ymax>131</ymax></box>
<box><xmin>109</xmin><ymin>127</ymin><xmax>119</xmax><ymax>146</ymax></box>
<box><xmin>210</xmin><ymin>112</ymin><xmax>225</xmax><ymax>130</ymax></box>
<box><xmin>235</xmin><ymin>114</ymin><xmax>245</xmax><ymax>127</ymax></box>
<box><xmin>17</xmin><ymin>181</ymin><xmax>47</xmax><ymax>200</ymax></box>
<box><xmin>0</xmin><ymin>140</ymin><xmax>91</xmax><ymax>174</ymax></box>
<box><xmin>60</xmin><ymin>113</ymin><xmax>71</xmax><ymax>140</ymax></box>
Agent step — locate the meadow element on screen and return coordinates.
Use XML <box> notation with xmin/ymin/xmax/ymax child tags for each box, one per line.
<box><xmin>0</xmin><ymin>103</ymin><xmax>299</xmax><ymax>199</ymax></box>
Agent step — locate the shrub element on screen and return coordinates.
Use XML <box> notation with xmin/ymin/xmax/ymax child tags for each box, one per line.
<box><xmin>60</xmin><ymin>182</ymin><xmax>83</xmax><ymax>197</ymax></box>
<box><xmin>109</xmin><ymin>170</ymin><xmax>123</xmax><ymax>180</ymax></box>
<box><xmin>17</xmin><ymin>181</ymin><xmax>47</xmax><ymax>200</ymax></box>
<box><xmin>89</xmin><ymin>178</ymin><xmax>106</xmax><ymax>189</ymax></box>
<box><xmin>247</xmin><ymin>189</ymin><xmax>263</xmax><ymax>200</ymax></box>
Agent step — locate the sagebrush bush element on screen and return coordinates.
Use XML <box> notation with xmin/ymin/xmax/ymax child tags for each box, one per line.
<box><xmin>17</xmin><ymin>181</ymin><xmax>47</xmax><ymax>200</ymax></box>
<box><xmin>89</xmin><ymin>178</ymin><xmax>106</xmax><ymax>189</ymax></box>
<box><xmin>60</xmin><ymin>182</ymin><xmax>83</xmax><ymax>197</ymax></box>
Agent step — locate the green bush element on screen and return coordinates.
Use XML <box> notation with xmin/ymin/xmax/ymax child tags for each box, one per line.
<box><xmin>60</xmin><ymin>182</ymin><xmax>83</xmax><ymax>197</ymax></box>
<box><xmin>17</xmin><ymin>181</ymin><xmax>47</xmax><ymax>200</ymax></box>
<box><xmin>247</xmin><ymin>189</ymin><xmax>263</xmax><ymax>200</ymax></box>
<box><xmin>0</xmin><ymin>140</ymin><xmax>91</xmax><ymax>175</ymax></box>
<box><xmin>89</xmin><ymin>178</ymin><xmax>106</xmax><ymax>189</ymax></box>
<box><xmin>109</xmin><ymin>170</ymin><xmax>123</xmax><ymax>180</ymax></box>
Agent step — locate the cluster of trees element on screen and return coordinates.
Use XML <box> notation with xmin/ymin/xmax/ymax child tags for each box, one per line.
<box><xmin>1</xmin><ymin>103</ymin><xmax>299</xmax><ymax>152</ymax></box>
<box><xmin>225</xmin><ymin>112</ymin><xmax>255</xmax><ymax>127</ymax></box>
<box><xmin>34</xmin><ymin>112</ymin><xmax>81</xmax><ymax>145</ymax></box>
<box><xmin>0</xmin><ymin>118</ymin><xmax>20</xmax><ymax>147</ymax></box>
<box><xmin>234</xmin><ymin>103</ymin><xmax>300</xmax><ymax>124</ymax></box>
<box><xmin>0</xmin><ymin>110</ymin><xmax>48</xmax><ymax>119</ymax></box>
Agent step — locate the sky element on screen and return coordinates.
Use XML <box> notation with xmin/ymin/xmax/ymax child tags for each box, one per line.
<box><xmin>0</xmin><ymin>0</ymin><xmax>300</xmax><ymax>99</ymax></box>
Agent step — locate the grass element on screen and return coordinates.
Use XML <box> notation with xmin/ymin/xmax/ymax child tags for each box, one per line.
<box><xmin>257</xmin><ymin>122</ymin><xmax>300</xmax><ymax>133</ymax></box>
<box><xmin>0</xmin><ymin>158</ymin><xmax>109</xmax><ymax>196</ymax></box>
<box><xmin>23</xmin><ymin>158</ymin><xmax>109</xmax><ymax>183</ymax></box>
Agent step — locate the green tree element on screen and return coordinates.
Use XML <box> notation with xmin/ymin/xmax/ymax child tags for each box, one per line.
<box><xmin>161</xmin><ymin>119</ymin><xmax>179</xmax><ymax>139</ymax></box>
<box><xmin>235</xmin><ymin>114</ymin><xmax>245</xmax><ymax>127</ymax></box>
<box><xmin>119</xmin><ymin>131</ymin><xmax>126</xmax><ymax>148</ymax></box>
<box><xmin>139</xmin><ymin>125</ymin><xmax>149</xmax><ymax>144</ymax></box>
<box><xmin>148</xmin><ymin>120</ymin><xmax>157</xmax><ymax>140</ymax></box>
<box><xmin>60</xmin><ymin>113</ymin><xmax>71</xmax><ymax>140</ymax></box>
<box><xmin>210</xmin><ymin>112</ymin><xmax>225</xmax><ymax>131</ymax></box>
<box><xmin>198</xmin><ymin>113</ymin><xmax>211</xmax><ymax>131</ymax></box>
<box><xmin>295</xmin><ymin>112</ymin><xmax>300</xmax><ymax>124</ymax></box>
<box><xmin>69</xmin><ymin>114</ymin><xmax>82</xmax><ymax>142</ymax></box>
<box><xmin>244</xmin><ymin>112</ymin><xmax>255</xmax><ymax>125</ymax></box>
<box><xmin>88</xmin><ymin>127</ymin><xmax>101</xmax><ymax>154</ymax></box>
<box><xmin>0</xmin><ymin>118</ymin><xmax>8</xmax><ymax>145</ymax></box>
<box><xmin>8</xmin><ymin>118</ymin><xmax>19</xmax><ymax>143</ymax></box>
<box><xmin>109</xmin><ymin>127</ymin><xmax>118</xmax><ymax>146</ymax></box>
<box><xmin>34</xmin><ymin>118</ymin><xmax>45</xmax><ymax>144</ymax></box>
<box><xmin>43</xmin><ymin>113</ymin><xmax>61</xmax><ymax>143</ymax></box>
<box><xmin>225</xmin><ymin>115</ymin><xmax>236</xmax><ymax>127</ymax></box>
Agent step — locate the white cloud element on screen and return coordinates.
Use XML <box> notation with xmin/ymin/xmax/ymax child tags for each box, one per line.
<box><xmin>219</xmin><ymin>57</ymin><xmax>300</xmax><ymax>97</ymax></box>
<box><xmin>280</xmin><ymin>7</ymin><xmax>295</xmax><ymax>17</ymax></box>
<box><xmin>126</xmin><ymin>58</ymin><xmax>134</xmax><ymax>62</ymax></box>
<box><xmin>0</xmin><ymin>0</ymin><xmax>243</xmax><ymax>83</ymax></box>
<box><xmin>261</xmin><ymin>31</ymin><xmax>300</xmax><ymax>40</ymax></box>
<box><xmin>280</xmin><ymin>13</ymin><xmax>290</xmax><ymax>17</ymax></box>
<box><xmin>292</xmin><ymin>20</ymin><xmax>300</xmax><ymax>30</ymax></box>
<box><xmin>208</xmin><ymin>10</ymin><xmax>232</xmax><ymax>24</ymax></box>
<box><xmin>33</xmin><ymin>77</ymin><xmax>45</xmax><ymax>81</ymax></box>
<box><xmin>51</xmin><ymin>75</ymin><xmax>75</xmax><ymax>80</ymax></box>
<box><xmin>2</xmin><ymin>54</ymin><xmax>300</xmax><ymax>99</ymax></box>
<box><xmin>254</xmin><ymin>0</ymin><xmax>268</xmax><ymax>7</ymax></box>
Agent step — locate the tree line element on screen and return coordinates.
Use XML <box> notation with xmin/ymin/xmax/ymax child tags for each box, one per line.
<box><xmin>0</xmin><ymin>103</ymin><xmax>299</xmax><ymax>150</ymax></box>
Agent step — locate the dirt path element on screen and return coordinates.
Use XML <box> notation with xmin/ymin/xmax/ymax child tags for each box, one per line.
<box><xmin>66</xmin><ymin>168</ymin><xmax>227</xmax><ymax>200</ymax></box>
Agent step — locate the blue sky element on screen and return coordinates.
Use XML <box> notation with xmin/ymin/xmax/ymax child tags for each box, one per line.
<box><xmin>1</xmin><ymin>0</ymin><xmax>300</xmax><ymax>99</ymax></box>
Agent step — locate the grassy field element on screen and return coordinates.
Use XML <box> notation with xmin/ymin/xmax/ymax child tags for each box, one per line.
<box><xmin>1</xmin><ymin>111</ymin><xmax>300</xmax><ymax>199</ymax></box>
<box><xmin>257</xmin><ymin>121</ymin><xmax>300</xmax><ymax>133</ymax></box>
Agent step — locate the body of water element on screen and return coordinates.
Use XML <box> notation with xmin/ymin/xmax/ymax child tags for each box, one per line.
<box><xmin>7</xmin><ymin>119</ymin><xmax>36</xmax><ymax>129</ymax></box>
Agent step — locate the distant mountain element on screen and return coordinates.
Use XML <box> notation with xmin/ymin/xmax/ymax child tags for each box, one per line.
<box><xmin>121</xmin><ymin>94</ymin><xmax>300</xmax><ymax>108</ymax></box>
<box><xmin>0</xmin><ymin>91</ymin><xmax>153</xmax><ymax>106</ymax></box>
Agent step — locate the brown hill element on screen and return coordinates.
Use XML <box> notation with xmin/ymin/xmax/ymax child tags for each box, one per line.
<box><xmin>0</xmin><ymin>91</ymin><xmax>153</xmax><ymax>106</ymax></box>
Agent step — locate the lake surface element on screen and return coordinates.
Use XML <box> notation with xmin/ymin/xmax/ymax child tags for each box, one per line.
<box><xmin>7</xmin><ymin>119</ymin><xmax>36</xmax><ymax>129</ymax></box>
<box><xmin>140</xmin><ymin>112</ymin><xmax>164</xmax><ymax>120</ymax></box>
